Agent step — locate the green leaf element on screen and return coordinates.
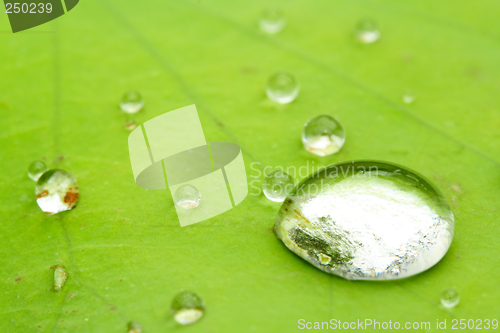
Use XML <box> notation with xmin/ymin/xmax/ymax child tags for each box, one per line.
<box><xmin>1</xmin><ymin>0</ymin><xmax>499</xmax><ymax>331</ymax></box>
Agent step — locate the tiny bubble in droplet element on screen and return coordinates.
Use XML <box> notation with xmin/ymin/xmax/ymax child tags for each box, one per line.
<box><xmin>263</xmin><ymin>170</ymin><xmax>295</xmax><ymax>202</ymax></box>
<box><xmin>174</xmin><ymin>185</ymin><xmax>201</xmax><ymax>209</ymax></box>
<box><xmin>302</xmin><ymin>115</ymin><xmax>346</xmax><ymax>156</ymax></box>
<box><xmin>27</xmin><ymin>160</ymin><xmax>48</xmax><ymax>181</ymax></box>
<box><xmin>355</xmin><ymin>19</ymin><xmax>380</xmax><ymax>44</ymax></box>
<box><xmin>259</xmin><ymin>7</ymin><xmax>285</xmax><ymax>34</ymax></box>
<box><xmin>171</xmin><ymin>291</ymin><xmax>205</xmax><ymax>325</ymax></box>
<box><xmin>441</xmin><ymin>288</ymin><xmax>460</xmax><ymax>308</ymax></box>
<box><xmin>265</xmin><ymin>72</ymin><xmax>299</xmax><ymax>104</ymax></box>
<box><xmin>120</xmin><ymin>91</ymin><xmax>144</xmax><ymax>114</ymax></box>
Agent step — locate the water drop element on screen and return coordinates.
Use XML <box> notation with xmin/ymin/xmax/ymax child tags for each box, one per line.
<box><xmin>27</xmin><ymin>160</ymin><xmax>48</xmax><ymax>181</ymax></box>
<box><xmin>120</xmin><ymin>90</ymin><xmax>144</xmax><ymax>114</ymax></box>
<box><xmin>36</xmin><ymin>169</ymin><xmax>79</xmax><ymax>215</ymax></box>
<box><xmin>259</xmin><ymin>8</ymin><xmax>285</xmax><ymax>34</ymax></box>
<box><xmin>127</xmin><ymin>321</ymin><xmax>142</xmax><ymax>333</ymax></box>
<box><xmin>124</xmin><ymin>120</ymin><xmax>137</xmax><ymax>131</ymax></box>
<box><xmin>174</xmin><ymin>185</ymin><xmax>201</xmax><ymax>209</ymax></box>
<box><xmin>275</xmin><ymin>161</ymin><xmax>454</xmax><ymax>280</ymax></box>
<box><xmin>51</xmin><ymin>265</ymin><xmax>68</xmax><ymax>292</ymax></box>
<box><xmin>263</xmin><ymin>170</ymin><xmax>294</xmax><ymax>202</ymax></box>
<box><xmin>441</xmin><ymin>288</ymin><xmax>460</xmax><ymax>308</ymax></box>
<box><xmin>265</xmin><ymin>72</ymin><xmax>299</xmax><ymax>104</ymax></box>
<box><xmin>171</xmin><ymin>291</ymin><xmax>205</xmax><ymax>325</ymax></box>
<box><xmin>403</xmin><ymin>90</ymin><xmax>415</xmax><ymax>104</ymax></box>
<box><xmin>356</xmin><ymin>19</ymin><xmax>380</xmax><ymax>44</ymax></box>
<box><xmin>302</xmin><ymin>115</ymin><xmax>345</xmax><ymax>156</ymax></box>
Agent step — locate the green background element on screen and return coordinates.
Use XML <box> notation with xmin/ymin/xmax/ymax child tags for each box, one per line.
<box><xmin>1</xmin><ymin>0</ymin><xmax>499</xmax><ymax>331</ymax></box>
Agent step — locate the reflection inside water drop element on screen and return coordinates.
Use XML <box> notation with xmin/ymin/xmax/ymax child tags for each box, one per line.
<box><xmin>275</xmin><ymin>161</ymin><xmax>454</xmax><ymax>280</ymax></box>
<box><xmin>302</xmin><ymin>115</ymin><xmax>345</xmax><ymax>156</ymax></box>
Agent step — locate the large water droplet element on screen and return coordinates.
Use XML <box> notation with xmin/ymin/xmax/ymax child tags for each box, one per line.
<box><xmin>356</xmin><ymin>19</ymin><xmax>380</xmax><ymax>44</ymax></box>
<box><xmin>275</xmin><ymin>161</ymin><xmax>454</xmax><ymax>280</ymax></box>
<box><xmin>174</xmin><ymin>184</ymin><xmax>201</xmax><ymax>209</ymax></box>
<box><xmin>263</xmin><ymin>170</ymin><xmax>295</xmax><ymax>202</ymax></box>
<box><xmin>27</xmin><ymin>160</ymin><xmax>48</xmax><ymax>181</ymax></box>
<box><xmin>265</xmin><ymin>72</ymin><xmax>299</xmax><ymax>104</ymax></box>
<box><xmin>171</xmin><ymin>291</ymin><xmax>205</xmax><ymax>325</ymax></box>
<box><xmin>441</xmin><ymin>288</ymin><xmax>460</xmax><ymax>308</ymax></box>
<box><xmin>36</xmin><ymin>170</ymin><xmax>79</xmax><ymax>215</ymax></box>
<box><xmin>302</xmin><ymin>115</ymin><xmax>345</xmax><ymax>156</ymax></box>
<box><xmin>120</xmin><ymin>90</ymin><xmax>144</xmax><ymax>114</ymax></box>
<box><xmin>259</xmin><ymin>7</ymin><xmax>285</xmax><ymax>34</ymax></box>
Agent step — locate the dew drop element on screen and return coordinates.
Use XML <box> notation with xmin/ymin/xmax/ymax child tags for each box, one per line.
<box><xmin>124</xmin><ymin>120</ymin><xmax>138</xmax><ymax>131</ymax></box>
<box><xmin>275</xmin><ymin>161</ymin><xmax>454</xmax><ymax>280</ymax></box>
<box><xmin>171</xmin><ymin>291</ymin><xmax>205</xmax><ymax>325</ymax></box>
<box><xmin>403</xmin><ymin>90</ymin><xmax>415</xmax><ymax>104</ymax></box>
<box><xmin>263</xmin><ymin>170</ymin><xmax>294</xmax><ymax>202</ymax></box>
<box><xmin>302</xmin><ymin>115</ymin><xmax>345</xmax><ymax>156</ymax></box>
<box><xmin>174</xmin><ymin>185</ymin><xmax>201</xmax><ymax>209</ymax></box>
<box><xmin>259</xmin><ymin>7</ymin><xmax>285</xmax><ymax>34</ymax></box>
<box><xmin>356</xmin><ymin>19</ymin><xmax>380</xmax><ymax>44</ymax></box>
<box><xmin>27</xmin><ymin>160</ymin><xmax>48</xmax><ymax>181</ymax></box>
<box><xmin>120</xmin><ymin>90</ymin><xmax>144</xmax><ymax>114</ymax></box>
<box><xmin>36</xmin><ymin>169</ymin><xmax>79</xmax><ymax>215</ymax></box>
<box><xmin>441</xmin><ymin>288</ymin><xmax>460</xmax><ymax>308</ymax></box>
<box><xmin>265</xmin><ymin>72</ymin><xmax>299</xmax><ymax>104</ymax></box>
<box><xmin>127</xmin><ymin>321</ymin><xmax>142</xmax><ymax>333</ymax></box>
<box><xmin>51</xmin><ymin>265</ymin><xmax>68</xmax><ymax>292</ymax></box>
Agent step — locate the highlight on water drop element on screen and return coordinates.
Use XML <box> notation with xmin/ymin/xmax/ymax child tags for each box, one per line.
<box><xmin>171</xmin><ymin>291</ymin><xmax>205</xmax><ymax>325</ymax></box>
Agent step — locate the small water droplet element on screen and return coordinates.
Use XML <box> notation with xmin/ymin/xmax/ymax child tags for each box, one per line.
<box><xmin>356</xmin><ymin>19</ymin><xmax>380</xmax><ymax>44</ymax></box>
<box><xmin>441</xmin><ymin>288</ymin><xmax>460</xmax><ymax>308</ymax></box>
<box><xmin>124</xmin><ymin>120</ymin><xmax>137</xmax><ymax>131</ymax></box>
<box><xmin>27</xmin><ymin>160</ymin><xmax>48</xmax><ymax>181</ymax></box>
<box><xmin>51</xmin><ymin>265</ymin><xmax>68</xmax><ymax>292</ymax></box>
<box><xmin>120</xmin><ymin>91</ymin><xmax>144</xmax><ymax>114</ymax></box>
<box><xmin>127</xmin><ymin>321</ymin><xmax>142</xmax><ymax>333</ymax></box>
<box><xmin>259</xmin><ymin>7</ymin><xmax>285</xmax><ymax>34</ymax></box>
<box><xmin>36</xmin><ymin>170</ymin><xmax>79</xmax><ymax>215</ymax></box>
<box><xmin>302</xmin><ymin>115</ymin><xmax>346</xmax><ymax>156</ymax></box>
<box><xmin>171</xmin><ymin>291</ymin><xmax>205</xmax><ymax>325</ymax></box>
<box><xmin>265</xmin><ymin>72</ymin><xmax>299</xmax><ymax>104</ymax></box>
<box><xmin>275</xmin><ymin>161</ymin><xmax>454</xmax><ymax>280</ymax></box>
<box><xmin>403</xmin><ymin>90</ymin><xmax>415</xmax><ymax>104</ymax></box>
<box><xmin>174</xmin><ymin>185</ymin><xmax>201</xmax><ymax>209</ymax></box>
<box><xmin>263</xmin><ymin>170</ymin><xmax>294</xmax><ymax>202</ymax></box>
